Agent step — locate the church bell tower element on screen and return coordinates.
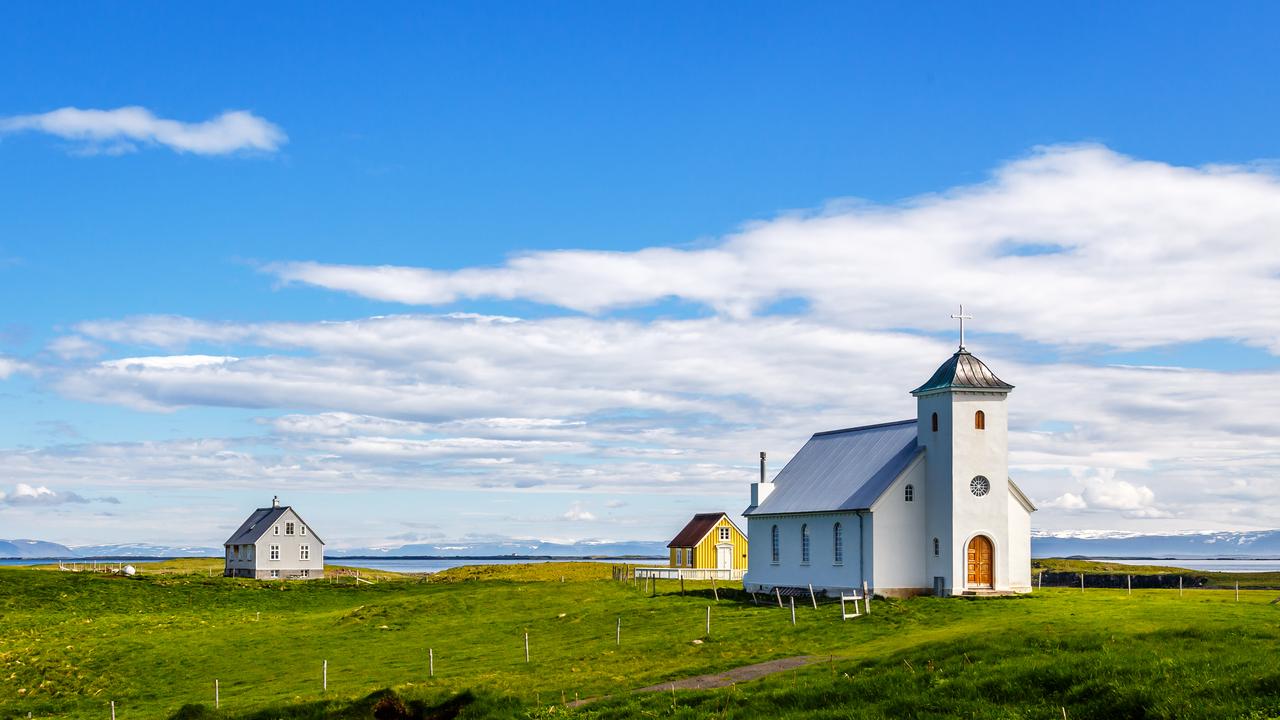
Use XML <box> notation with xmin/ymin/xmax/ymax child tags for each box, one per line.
<box><xmin>910</xmin><ymin>308</ymin><xmax>1015</xmax><ymax>594</ymax></box>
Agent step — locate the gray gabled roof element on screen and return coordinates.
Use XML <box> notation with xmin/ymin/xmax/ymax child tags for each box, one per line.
<box><xmin>911</xmin><ymin>350</ymin><xmax>1013</xmax><ymax>396</ymax></box>
<box><xmin>223</xmin><ymin>506</ymin><xmax>325</xmax><ymax>546</ymax></box>
<box><xmin>745</xmin><ymin>419</ymin><xmax>922</xmax><ymax>516</ymax></box>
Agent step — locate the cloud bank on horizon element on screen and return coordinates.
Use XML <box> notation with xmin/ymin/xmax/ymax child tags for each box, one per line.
<box><xmin>0</xmin><ymin>106</ymin><xmax>286</xmax><ymax>155</ymax></box>
<box><xmin>4</xmin><ymin>144</ymin><xmax>1280</xmax><ymax>546</ymax></box>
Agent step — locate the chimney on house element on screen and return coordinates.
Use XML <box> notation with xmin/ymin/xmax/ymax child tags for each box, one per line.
<box><xmin>750</xmin><ymin>450</ymin><xmax>774</xmax><ymax>509</ymax></box>
<box><xmin>272</xmin><ymin>495</ymin><xmax>280</xmax><ymax>508</ymax></box>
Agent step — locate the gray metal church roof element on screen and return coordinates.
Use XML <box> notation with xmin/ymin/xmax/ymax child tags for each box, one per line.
<box><xmin>910</xmin><ymin>350</ymin><xmax>1013</xmax><ymax>396</ymax></box>
<box><xmin>745</xmin><ymin>419</ymin><xmax>922</xmax><ymax>516</ymax></box>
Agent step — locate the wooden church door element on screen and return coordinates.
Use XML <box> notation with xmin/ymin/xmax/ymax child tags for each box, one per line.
<box><xmin>966</xmin><ymin>536</ymin><xmax>993</xmax><ymax>587</ymax></box>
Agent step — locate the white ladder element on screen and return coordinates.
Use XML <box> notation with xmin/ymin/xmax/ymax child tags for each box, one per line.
<box><xmin>840</xmin><ymin>592</ymin><xmax>864</xmax><ymax>620</ymax></box>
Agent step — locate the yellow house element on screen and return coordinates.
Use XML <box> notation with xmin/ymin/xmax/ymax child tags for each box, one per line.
<box><xmin>667</xmin><ymin>512</ymin><xmax>748</xmax><ymax>571</ymax></box>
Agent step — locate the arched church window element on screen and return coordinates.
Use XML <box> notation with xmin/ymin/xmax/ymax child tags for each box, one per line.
<box><xmin>975</xmin><ymin>410</ymin><xmax>985</xmax><ymax>430</ymax></box>
<box><xmin>833</xmin><ymin>523</ymin><xmax>843</xmax><ymax>564</ymax></box>
<box><xmin>905</xmin><ymin>484</ymin><xmax>914</xmax><ymax>502</ymax></box>
<box><xmin>931</xmin><ymin>412</ymin><xmax>938</xmax><ymax>432</ymax></box>
<box><xmin>771</xmin><ymin>525</ymin><xmax>780</xmax><ymax>563</ymax></box>
<box><xmin>933</xmin><ymin>537</ymin><xmax>940</xmax><ymax>556</ymax></box>
<box><xmin>800</xmin><ymin>524</ymin><xmax>810</xmax><ymax>564</ymax></box>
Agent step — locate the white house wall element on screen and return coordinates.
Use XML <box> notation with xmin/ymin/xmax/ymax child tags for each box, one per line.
<box><xmin>869</xmin><ymin>456</ymin><xmax>928</xmax><ymax>595</ymax></box>
<box><xmin>744</xmin><ymin>512</ymin><xmax>868</xmax><ymax>594</ymax></box>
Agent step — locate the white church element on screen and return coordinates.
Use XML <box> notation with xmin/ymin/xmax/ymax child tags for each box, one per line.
<box><xmin>743</xmin><ymin>318</ymin><xmax>1034</xmax><ymax>597</ymax></box>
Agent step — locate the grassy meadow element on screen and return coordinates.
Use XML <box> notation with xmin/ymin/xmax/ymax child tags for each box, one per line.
<box><xmin>2</xmin><ymin>560</ymin><xmax>1279</xmax><ymax>719</ymax></box>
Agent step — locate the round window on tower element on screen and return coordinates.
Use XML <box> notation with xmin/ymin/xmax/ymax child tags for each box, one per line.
<box><xmin>970</xmin><ymin>475</ymin><xmax>990</xmax><ymax>497</ymax></box>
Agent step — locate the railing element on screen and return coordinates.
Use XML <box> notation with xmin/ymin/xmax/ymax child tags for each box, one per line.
<box><xmin>633</xmin><ymin>567</ymin><xmax>745</xmax><ymax>580</ymax></box>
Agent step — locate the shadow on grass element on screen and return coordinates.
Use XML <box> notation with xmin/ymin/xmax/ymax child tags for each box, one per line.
<box><xmin>169</xmin><ymin>688</ymin><xmax>521</xmax><ymax>720</ymax></box>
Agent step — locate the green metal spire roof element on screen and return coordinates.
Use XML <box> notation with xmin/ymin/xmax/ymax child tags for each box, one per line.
<box><xmin>910</xmin><ymin>350</ymin><xmax>1014</xmax><ymax>396</ymax></box>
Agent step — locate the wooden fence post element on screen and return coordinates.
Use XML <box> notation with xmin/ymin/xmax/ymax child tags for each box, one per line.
<box><xmin>808</xmin><ymin>583</ymin><xmax>818</xmax><ymax>609</ymax></box>
<box><xmin>616</xmin><ymin>617</ymin><xmax>621</xmax><ymax>646</ymax></box>
<box><xmin>775</xmin><ymin>587</ymin><xmax>783</xmax><ymax>608</ymax></box>
<box><xmin>680</xmin><ymin>572</ymin><xmax>685</xmax><ymax>595</ymax></box>
<box><xmin>429</xmin><ymin>648</ymin><xmax>434</xmax><ymax>677</ymax></box>
<box><xmin>711</xmin><ymin>576</ymin><xmax>719</xmax><ymax>601</ymax></box>
<box><xmin>1236</xmin><ymin>581</ymin><xmax>1240</xmax><ymax>602</ymax></box>
<box><xmin>323</xmin><ymin>660</ymin><xmax>327</xmax><ymax>691</ymax></box>
<box><xmin>1080</xmin><ymin>573</ymin><xmax>1084</xmax><ymax>593</ymax></box>
<box><xmin>1038</xmin><ymin>571</ymin><xmax>1043</xmax><ymax>590</ymax></box>
<box><xmin>524</xmin><ymin>632</ymin><xmax>530</xmax><ymax>663</ymax></box>
<box><xmin>863</xmin><ymin>581</ymin><xmax>872</xmax><ymax>615</ymax></box>
<box><xmin>1127</xmin><ymin>575</ymin><xmax>1131</xmax><ymax>596</ymax></box>
<box><xmin>789</xmin><ymin>597</ymin><xmax>796</xmax><ymax>626</ymax></box>
<box><xmin>706</xmin><ymin>606</ymin><xmax>711</xmax><ymax>636</ymax></box>
<box><xmin>1179</xmin><ymin>576</ymin><xmax>1183</xmax><ymax>597</ymax></box>
<box><xmin>215</xmin><ymin>679</ymin><xmax>219</xmax><ymax>709</ymax></box>
<box><xmin>111</xmin><ymin>701</ymin><xmax>116</xmax><ymax>720</ymax></box>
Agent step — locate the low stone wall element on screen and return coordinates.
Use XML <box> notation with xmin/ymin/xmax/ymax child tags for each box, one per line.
<box><xmin>1035</xmin><ymin>571</ymin><xmax>1235</xmax><ymax>589</ymax></box>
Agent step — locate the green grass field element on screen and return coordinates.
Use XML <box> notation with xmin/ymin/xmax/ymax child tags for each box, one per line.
<box><xmin>2</xmin><ymin>560</ymin><xmax>1279</xmax><ymax>719</ymax></box>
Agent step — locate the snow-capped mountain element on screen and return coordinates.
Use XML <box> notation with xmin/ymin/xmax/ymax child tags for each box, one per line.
<box><xmin>1031</xmin><ymin>530</ymin><xmax>1280</xmax><ymax>558</ymax></box>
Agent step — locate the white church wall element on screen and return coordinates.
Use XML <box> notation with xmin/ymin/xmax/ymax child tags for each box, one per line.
<box><xmin>743</xmin><ymin>512</ymin><xmax>867</xmax><ymax>594</ymax></box>
<box><xmin>947</xmin><ymin>392</ymin><xmax>1012</xmax><ymax>593</ymax></box>
<box><xmin>869</xmin><ymin>457</ymin><xmax>928</xmax><ymax>596</ymax></box>
<box><xmin>916</xmin><ymin>392</ymin><xmax>955</xmax><ymax>589</ymax></box>
<box><xmin>1007</xmin><ymin>493</ymin><xmax>1033</xmax><ymax>591</ymax></box>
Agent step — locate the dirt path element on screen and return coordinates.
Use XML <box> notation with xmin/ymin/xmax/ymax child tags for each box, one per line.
<box><xmin>568</xmin><ymin>655</ymin><xmax>829</xmax><ymax>707</ymax></box>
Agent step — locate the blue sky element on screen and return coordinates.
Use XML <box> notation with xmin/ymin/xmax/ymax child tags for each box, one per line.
<box><xmin>2</xmin><ymin>3</ymin><xmax>1279</xmax><ymax>548</ymax></box>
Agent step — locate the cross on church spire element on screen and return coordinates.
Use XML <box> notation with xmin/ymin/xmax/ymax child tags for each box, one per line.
<box><xmin>950</xmin><ymin>305</ymin><xmax>973</xmax><ymax>351</ymax></box>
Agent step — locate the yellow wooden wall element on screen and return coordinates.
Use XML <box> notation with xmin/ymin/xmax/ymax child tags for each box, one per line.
<box><xmin>667</xmin><ymin>516</ymin><xmax>748</xmax><ymax>569</ymax></box>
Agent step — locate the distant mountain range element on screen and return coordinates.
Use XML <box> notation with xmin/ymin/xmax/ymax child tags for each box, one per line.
<box><xmin>1030</xmin><ymin>530</ymin><xmax>1280</xmax><ymax>558</ymax></box>
<box><xmin>7</xmin><ymin>532</ymin><xmax>1280</xmax><ymax>560</ymax></box>
<box><xmin>0</xmin><ymin>538</ymin><xmax>668</xmax><ymax>559</ymax></box>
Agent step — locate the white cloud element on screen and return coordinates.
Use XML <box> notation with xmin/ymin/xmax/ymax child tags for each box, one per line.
<box><xmin>100</xmin><ymin>355</ymin><xmax>238</xmax><ymax>370</ymax></box>
<box><xmin>47</xmin><ymin>335</ymin><xmax>105</xmax><ymax>360</ymax></box>
<box><xmin>562</xmin><ymin>503</ymin><xmax>597</xmax><ymax>522</ymax></box>
<box><xmin>0</xmin><ymin>483</ymin><xmax>96</xmax><ymax>506</ymax></box>
<box><xmin>13</xmin><ymin>144</ymin><xmax>1280</xmax><ymax>539</ymax></box>
<box><xmin>0</xmin><ymin>357</ymin><xmax>32</xmax><ymax>379</ymax></box>
<box><xmin>0</xmin><ymin>106</ymin><xmax>286</xmax><ymax>155</ymax></box>
<box><xmin>264</xmin><ymin>145</ymin><xmax>1280</xmax><ymax>354</ymax></box>
<box><xmin>1042</xmin><ymin>470</ymin><xmax>1169</xmax><ymax>519</ymax></box>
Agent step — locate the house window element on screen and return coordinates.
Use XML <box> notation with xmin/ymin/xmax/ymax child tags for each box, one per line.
<box><xmin>905</xmin><ymin>484</ymin><xmax>914</xmax><ymax>502</ymax></box>
<box><xmin>833</xmin><ymin>523</ymin><xmax>843</xmax><ymax>565</ymax></box>
<box><xmin>676</xmin><ymin>548</ymin><xmax>683</xmax><ymax>566</ymax></box>
<box><xmin>301</xmin><ymin>569</ymin><xmax>309</xmax><ymax>578</ymax></box>
<box><xmin>300</xmin><ymin>525</ymin><xmax>307</xmax><ymax>536</ymax></box>
<box><xmin>933</xmin><ymin>538</ymin><xmax>940</xmax><ymax>557</ymax></box>
<box><xmin>931</xmin><ymin>412</ymin><xmax>938</xmax><ymax>432</ymax></box>
<box><xmin>273</xmin><ymin>526</ymin><xmax>279</xmax><ymax>536</ymax></box>
<box><xmin>719</xmin><ymin>527</ymin><xmax>730</xmax><ymax>541</ymax></box>
<box><xmin>270</xmin><ymin>570</ymin><xmax>279</xmax><ymax>579</ymax></box>
<box><xmin>269</xmin><ymin>544</ymin><xmax>280</xmax><ymax>561</ymax></box>
<box><xmin>975</xmin><ymin>410</ymin><xmax>985</xmax><ymax>430</ymax></box>
<box><xmin>800</xmin><ymin>524</ymin><xmax>810</xmax><ymax>564</ymax></box>
<box><xmin>771</xmin><ymin>525</ymin><xmax>780</xmax><ymax>564</ymax></box>
<box><xmin>300</xmin><ymin>545</ymin><xmax>310</xmax><ymax>561</ymax></box>
<box><xmin>248</xmin><ymin>546</ymin><xmax>254</xmax><ymax>561</ymax></box>
<box><xmin>285</xmin><ymin>522</ymin><xmax>295</xmax><ymax>535</ymax></box>
<box><xmin>226</xmin><ymin>546</ymin><xmax>233</xmax><ymax>561</ymax></box>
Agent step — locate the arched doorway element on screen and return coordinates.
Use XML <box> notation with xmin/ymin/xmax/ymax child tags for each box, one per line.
<box><xmin>966</xmin><ymin>535</ymin><xmax>993</xmax><ymax>588</ymax></box>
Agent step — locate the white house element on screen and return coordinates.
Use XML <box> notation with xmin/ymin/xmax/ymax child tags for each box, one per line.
<box><xmin>743</xmin><ymin>340</ymin><xmax>1034</xmax><ymax>597</ymax></box>
<box><xmin>224</xmin><ymin>497</ymin><xmax>325</xmax><ymax>580</ymax></box>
